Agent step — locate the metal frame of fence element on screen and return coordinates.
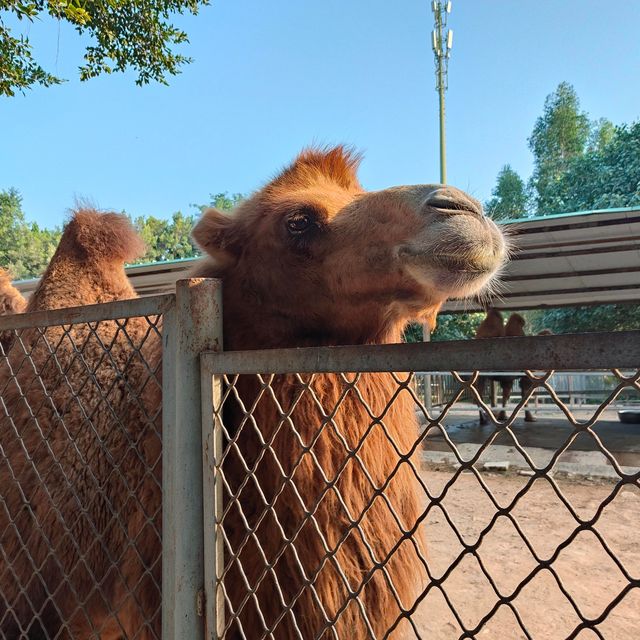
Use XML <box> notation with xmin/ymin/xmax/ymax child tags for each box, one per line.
<box><xmin>1</xmin><ymin>278</ymin><xmax>639</xmax><ymax>638</ymax></box>
<box><xmin>200</xmin><ymin>328</ymin><xmax>640</xmax><ymax>639</ymax></box>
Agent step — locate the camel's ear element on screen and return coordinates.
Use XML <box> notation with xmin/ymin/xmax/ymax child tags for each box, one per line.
<box><xmin>192</xmin><ymin>208</ymin><xmax>239</xmax><ymax>271</ymax></box>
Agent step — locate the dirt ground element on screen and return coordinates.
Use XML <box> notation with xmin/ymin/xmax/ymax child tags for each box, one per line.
<box><xmin>410</xmin><ymin>467</ymin><xmax>640</xmax><ymax>639</ymax></box>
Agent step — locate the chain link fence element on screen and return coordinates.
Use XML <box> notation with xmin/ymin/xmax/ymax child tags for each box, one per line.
<box><xmin>0</xmin><ymin>296</ymin><xmax>170</xmax><ymax>639</ymax></box>
<box><xmin>0</xmin><ymin>280</ymin><xmax>220</xmax><ymax>640</ymax></box>
<box><xmin>202</xmin><ymin>333</ymin><xmax>640</xmax><ymax>640</ymax></box>
<box><xmin>1</xmin><ymin>280</ymin><xmax>639</xmax><ymax>639</ymax></box>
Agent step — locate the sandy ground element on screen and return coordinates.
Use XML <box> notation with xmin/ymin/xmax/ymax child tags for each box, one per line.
<box><xmin>410</xmin><ymin>467</ymin><xmax>640</xmax><ymax>640</ymax></box>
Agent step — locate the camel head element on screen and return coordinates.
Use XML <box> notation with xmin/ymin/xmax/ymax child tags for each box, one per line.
<box><xmin>193</xmin><ymin>146</ymin><xmax>507</xmax><ymax>347</ymax></box>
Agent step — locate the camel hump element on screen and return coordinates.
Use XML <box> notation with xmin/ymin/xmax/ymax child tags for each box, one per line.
<box><xmin>60</xmin><ymin>209</ymin><xmax>146</xmax><ymax>263</ymax></box>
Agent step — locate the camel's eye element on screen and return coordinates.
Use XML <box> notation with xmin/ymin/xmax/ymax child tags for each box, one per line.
<box><xmin>286</xmin><ymin>211</ymin><xmax>313</xmax><ymax>234</ymax></box>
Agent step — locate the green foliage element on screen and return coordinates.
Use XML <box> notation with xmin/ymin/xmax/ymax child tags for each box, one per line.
<box><xmin>588</xmin><ymin>118</ymin><xmax>616</xmax><ymax>153</ymax></box>
<box><xmin>0</xmin><ymin>0</ymin><xmax>210</xmax><ymax>96</ymax></box>
<box><xmin>537</xmin><ymin>121</ymin><xmax>640</xmax><ymax>212</ymax></box>
<box><xmin>0</xmin><ymin>20</ymin><xmax>61</xmax><ymax>96</ymax></box>
<box><xmin>402</xmin><ymin>322</ymin><xmax>423</xmax><ymax>343</ymax></box>
<box><xmin>192</xmin><ymin>192</ymin><xmax>244</xmax><ymax>214</ymax></box>
<box><xmin>0</xmin><ymin>189</ymin><xmax>246</xmax><ymax>280</ymax></box>
<box><xmin>133</xmin><ymin>211</ymin><xmax>199</xmax><ymax>263</ymax></box>
<box><xmin>0</xmin><ymin>188</ymin><xmax>61</xmax><ymax>278</ymax></box>
<box><xmin>403</xmin><ymin>313</ymin><xmax>484</xmax><ymax>343</ymax></box>
<box><xmin>523</xmin><ymin>304</ymin><xmax>640</xmax><ymax>335</ymax></box>
<box><xmin>407</xmin><ymin>305</ymin><xmax>640</xmax><ymax>343</ymax></box>
<box><xmin>484</xmin><ymin>164</ymin><xmax>529</xmax><ymax>220</ymax></box>
<box><xmin>528</xmin><ymin>82</ymin><xmax>591</xmax><ymax>213</ymax></box>
<box><xmin>488</xmin><ymin>82</ymin><xmax>640</xmax><ymax>217</ymax></box>
<box><xmin>432</xmin><ymin>313</ymin><xmax>484</xmax><ymax>341</ymax></box>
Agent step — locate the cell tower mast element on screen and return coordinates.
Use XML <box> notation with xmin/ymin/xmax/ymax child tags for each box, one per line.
<box><xmin>431</xmin><ymin>1</ymin><xmax>453</xmax><ymax>184</ymax></box>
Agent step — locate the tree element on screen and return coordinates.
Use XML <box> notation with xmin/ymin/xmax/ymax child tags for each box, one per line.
<box><xmin>528</xmin><ymin>82</ymin><xmax>590</xmax><ymax>213</ymax></box>
<box><xmin>0</xmin><ymin>188</ymin><xmax>61</xmax><ymax>278</ymax></box>
<box><xmin>403</xmin><ymin>313</ymin><xmax>484</xmax><ymax>343</ymax></box>
<box><xmin>134</xmin><ymin>211</ymin><xmax>199</xmax><ymax>263</ymax></box>
<box><xmin>1</xmin><ymin>0</ymin><xmax>210</xmax><ymax>96</ymax></box>
<box><xmin>588</xmin><ymin>118</ymin><xmax>616</xmax><ymax>153</ymax></box>
<box><xmin>523</xmin><ymin>304</ymin><xmax>640</xmax><ymax>335</ymax></box>
<box><xmin>485</xmin><ymin>164</ymin><xmax>529</xmax><ymax>220</ymax></box>
<box><xmin>192</xmin><ymin>192</ymin><xmax>244</xmax><ymax>214</ymax></box>
<box><xmin>538</xmin><ymin>120</ymin><xmax>640</xmax><ymax>213</ymax></box>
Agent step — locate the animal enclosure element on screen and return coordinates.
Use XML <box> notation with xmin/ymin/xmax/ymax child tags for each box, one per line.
<box><xmin>1</xmin><ymin>281</ymin><xmax>639</xmax><ymax>639</ymax></box>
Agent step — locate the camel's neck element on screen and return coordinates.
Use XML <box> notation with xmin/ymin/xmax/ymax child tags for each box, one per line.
<box><xmin>224</xmin><ymin>318</ymin><xmax>404</xmax><ymax>350</ymax></box>
<box><xmin>222</xmin><ymin>299</ymin><xmax>405</xmax><ymax>350</ymax></box>
<box><xmin>27</xmin><ymin>256</ymin><xmax>137</xmax><ymax>313</ymax></box>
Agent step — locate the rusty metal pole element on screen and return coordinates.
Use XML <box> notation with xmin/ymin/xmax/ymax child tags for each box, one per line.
<box><xmin>163</xmin><ymin>278</ymin><xmax>222</xmax><ymax>640</ymax></box>
<box><xmin>201</xmin><ymin>293</ymin><xmax>225</xmax><ymax>639</ymax></box>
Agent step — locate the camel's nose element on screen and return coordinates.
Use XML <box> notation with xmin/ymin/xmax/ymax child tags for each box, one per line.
<box><xmin>422</xmin><ymin>187</ymin><xmax>484</xmax><ymax>217</ymax></box>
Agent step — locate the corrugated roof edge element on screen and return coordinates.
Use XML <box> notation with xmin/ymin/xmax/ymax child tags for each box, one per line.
<box><xmin>13</xmin><ymin>255</ymin><xmax>200</xmax><ymax>285</ymax></box>
<box><xmin>499</xmin><ymin>205</ymin><xmax>639</xmax><ymax>225</ymax></box>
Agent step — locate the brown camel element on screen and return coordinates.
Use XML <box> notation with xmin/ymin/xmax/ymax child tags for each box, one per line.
<box><xmin>475</xmin><ymin>308</ymin><xmax>505</xmax><ymax>339</ymax></box>
<box><xmin>0</xmin><ymin>212</ymin><xmax>161</xmax><ymax>639</ymax></box>
<box><xmin>0</xmin><ymin>147</ymin><xmax>506</xmax><ymax>639</ymax></box>
<box><xmin>474</xmin><ymin>311</ymin><xmax>535</xmax><ymax>423</ymax></box>
<box><xmin>190</xmin><ymin>147</ymin><xmax>505</xmax><ymax>638</ymax></box>
<box><xmin>0</xmin><ymin>268</ymin><xmax>26</xmax><ymax>351</ymax></box>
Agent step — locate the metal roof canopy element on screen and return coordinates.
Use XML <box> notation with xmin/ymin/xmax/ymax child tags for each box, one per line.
<box><xmin>14</xmin><ymin>207</ymin><xmax>640</xmax><ymax>313</ymax></box>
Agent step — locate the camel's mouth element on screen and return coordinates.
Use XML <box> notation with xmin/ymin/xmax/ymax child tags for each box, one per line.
<box><xmin>399</xmin><ymin>215</ymin><xmax>507</xmax><ymax>299</ymax></box>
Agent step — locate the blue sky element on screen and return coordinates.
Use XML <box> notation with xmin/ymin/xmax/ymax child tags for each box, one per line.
<box><xmin>1</xmin><ymin>0</ymin><xmax>639</xmax><ymax>228</ymax></box>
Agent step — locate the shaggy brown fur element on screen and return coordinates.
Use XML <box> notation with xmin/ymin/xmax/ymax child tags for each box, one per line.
<box><xmin>0</xmin><ymin>211</ymin><xmax>162</xmax><ymax>638</ymax></box>
<box><xmin>0</xmin><ymin>268</ymin><xmax>26</xmax><ymax>350</ymax></box>
<box><xmin>0</xmin><ymin>148</ymin><xmax>506</xmax><ymax>639</ymax></box>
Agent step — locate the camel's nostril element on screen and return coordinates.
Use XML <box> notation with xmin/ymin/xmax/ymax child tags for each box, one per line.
<box><xmin>424</xmin><ymin>190</ymin><xmax>483</xmax><ymax>217</ymax></box>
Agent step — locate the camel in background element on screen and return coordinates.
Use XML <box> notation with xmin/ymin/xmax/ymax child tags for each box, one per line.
<box><xmin>0</xmin><ymin>268</ymin><xmax>26</xmax><ymax>351</ymax></box>
<box><xmin>474</xmin><ymin>309</ymin><xmax>536</xmax><ymax>423</ymax></box>
<box><xmin>0</xmin><ymin>147</ymin><xmax>507</xmax><ymax>639</ymax></box>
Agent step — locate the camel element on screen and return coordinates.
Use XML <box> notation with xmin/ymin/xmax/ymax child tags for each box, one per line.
<box><xmin>0</xmin><ymin>147</ymin><xmax>506</xmax><ymax>639</ymax></box>
<box><xmin>475</xmin><ymin>308</ymin><xmax>505</xmax><ymax>339</ymax></box>
<box><xmin>474</xmin><ymin>310</ymin><xmax>536</xmax><ymax>423</ymax></box>
<box><xmin>0</xmin><ymin>212</ymin><xmax>161</xmax><ymax>638</ymax></box>
<box><xmin>0</xmin><ymin>268</ymin><xmax>26</xmax><ymax>351</ymax></box>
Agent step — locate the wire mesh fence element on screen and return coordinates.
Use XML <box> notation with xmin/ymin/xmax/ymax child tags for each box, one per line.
<box><xmin>2</xmin><ymin>282</ymin><xmax>639</xmax><ymax>640</ymax></box>
<box><xmin>0</xmin><ymin>296</ymin><xmax>172</xmax><ymax>639</ymax></box>
<box><xmin>202</xmin><ymin>333</ymin><xmax>640</xmax><ymax>640</ymax></box>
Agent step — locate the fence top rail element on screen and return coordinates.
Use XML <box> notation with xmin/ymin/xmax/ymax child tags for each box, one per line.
<box><xmin>0</xmin><ymin>294</ymin><xmax>175</xmax><ymax>331</ymax></box>
<box><xmin>201</xmin><ymin>331</ymin><xmax>640</xmax><ymax>375</ymax></box>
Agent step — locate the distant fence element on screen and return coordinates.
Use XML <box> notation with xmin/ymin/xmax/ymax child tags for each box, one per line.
<box><xmin>416</xmin><ymin>370</ymin><xmax>639</xmax><ymax>409</ymax></box>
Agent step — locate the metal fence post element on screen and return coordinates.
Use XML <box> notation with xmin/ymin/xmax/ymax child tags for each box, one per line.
<box><xmin>163</xmin><ymin>279</ymin><xmax>223</xmax><ymax>640</ymax></box>
<box><xmin>201</xmin><ymin>350</ymin><xmax>225</xmax><ymax>639</ymax></box>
